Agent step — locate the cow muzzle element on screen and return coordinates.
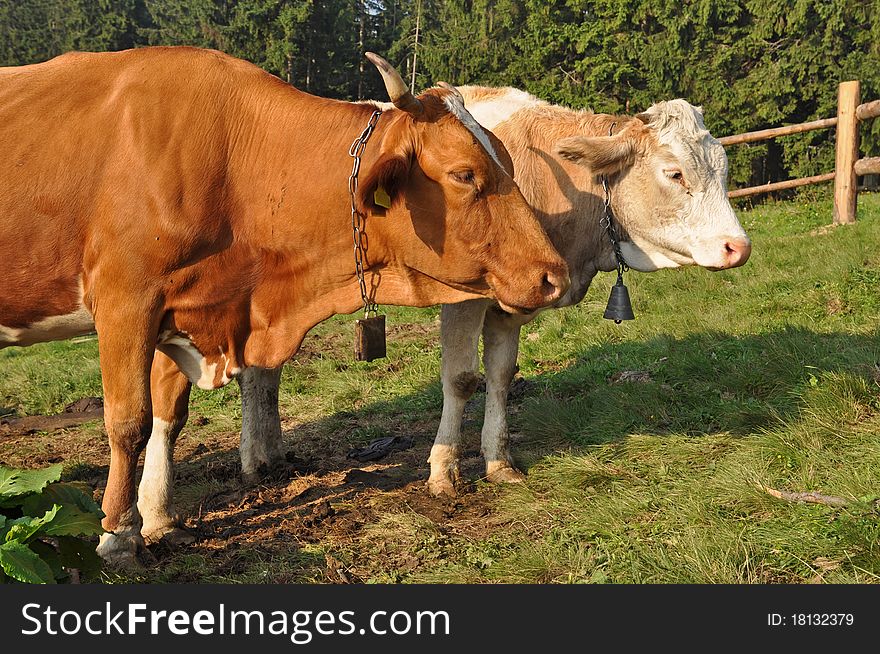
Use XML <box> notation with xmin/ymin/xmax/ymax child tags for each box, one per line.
<box><xmin>491</xmin><ymin>261</ymin><xmax>570</xmax><ymax>313</ymax></box>
<box><xmin>704</xmin><ymin>236</ymin><xmax>751</xmax><ymax>270</ymax></box>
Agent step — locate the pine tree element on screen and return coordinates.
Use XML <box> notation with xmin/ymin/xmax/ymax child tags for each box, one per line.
<box><xmin>0</xmin><ymin>0</ymin><xmax>876</xmax><ymax>188</ymax></box>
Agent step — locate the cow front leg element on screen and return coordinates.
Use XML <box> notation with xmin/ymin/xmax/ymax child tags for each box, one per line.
<box><xmin>481</xmin><ymin>307</ymin><xmax>527</xmax><ymax>483</ymax></box>
<box><xmin>138</xmin><ymin>350</ymin><xmax>194</xmax><ymax>547</ymax></box>
<box><xmin>428</xmin><ymin>300</ymin><xmax>490</xmax><ymax>496</ymax></box>
<box><xmin>94</xmin><ymin>309</ymin><xmax>160</xmax><ymax>567</ymax></box>
<box><xmin>238</xmin><ymin>366</ymin><xmax>285</xmax><ymax>484</ymax></box>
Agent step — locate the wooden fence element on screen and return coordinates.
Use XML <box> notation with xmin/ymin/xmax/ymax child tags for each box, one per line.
<box><xmin>720</xmin><ymin>81</ymin><xmax>880</xmax><ymax>224</ymax></box>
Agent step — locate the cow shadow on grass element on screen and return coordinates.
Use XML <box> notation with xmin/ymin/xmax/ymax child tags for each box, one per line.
<box><xmin>283</xmin><ymin>324</ymin><xmax>880</xmax><ymax>455</ymax></box>
<box><xmin>510</xmin><ymin>325</ymin><xmax>880</xmax><ymax>447</ymax></box>
<box><xmin>160</xmin><ymin>323</ymin><xmax>880</xmax><ymax>578</ymax></box>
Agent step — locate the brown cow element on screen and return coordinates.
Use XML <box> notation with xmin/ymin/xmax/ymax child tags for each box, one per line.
<box><xmin>206</xmin><ymin>85</ymin><xmax>751</xmax><ymax>496</ymax></box>
<box><xmin>0</xmin><ymin>48</ymin><xmax>568</xmax><ymax>565</ymax></box>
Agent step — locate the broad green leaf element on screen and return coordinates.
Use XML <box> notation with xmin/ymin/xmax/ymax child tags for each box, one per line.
<box><xmin>0</xmin><ymin>541</ymin><xmax>56</xmax><ymax>584</ymax></box>
<box><xmin>43</xmin><ymin>504</ymin><xmax>103</xmax><ymax>537</ymax></box>
<box><xmin>57</xmin><ymin>536</ymin><xmax>103</xmax><ymax>576</ymax></box>
<box><xmin>3</xmin><ymin>505</ymin><xmax>60</xmax><ymax>544</ymax></box>
<box><xmin>20</xmin><ymin>481</ymin><xmax>103</xmax><ymax>517</ymax></box>
<box><xmin>28</xmin><ymin>540</ymin><xmax>65</xmax><ymax>581</ymax></box>
<box><xmin>0</xmin><ymin>465</ymin><xmax>63</xmax><ymax>502</ymax></box>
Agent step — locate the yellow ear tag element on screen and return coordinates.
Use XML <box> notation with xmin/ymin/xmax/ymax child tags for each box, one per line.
<box><xmin>374</xmin><ymin>185</ymin><xmax>392</xmax><ymax>209</ymax></box>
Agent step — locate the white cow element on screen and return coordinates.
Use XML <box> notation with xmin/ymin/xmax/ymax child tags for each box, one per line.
<box><xmin>426</xmin><ymin>87</ymin><xmax>750</xmax><ymax>494</ymax></box>
<box><xmin>167</xmin><ymin>87</ymin><xmax>752</xmax><ymax>497</ymax></box>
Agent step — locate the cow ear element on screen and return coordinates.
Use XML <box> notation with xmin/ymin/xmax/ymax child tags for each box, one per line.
<box><xmin>554</xmin><ymin>134</ymin><xmax>637</xmax><ymax>176</ymax></box>
<box><xmin>357</xmin><ymin>154</ymin><xmax>410</xmax><ymax>214</ymax></box>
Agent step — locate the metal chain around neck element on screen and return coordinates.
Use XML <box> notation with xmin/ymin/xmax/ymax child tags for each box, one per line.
<box><xmin>599</xmin><ymin>122</ymin><xmax>629</xmax><ymax>277</ymax></box>
<box><xmin>348</xmin><ymin>109</ymin><xmax>383</xmax><ymax>318</ymax></box>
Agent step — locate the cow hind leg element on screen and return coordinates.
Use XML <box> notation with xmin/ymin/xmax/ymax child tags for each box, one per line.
<box><xmin>481</xmin><ymin>308</ymin><xmax>527</xmax><ymax>484</ymax></box>
<box><xmin>428</xmin><ymin>301</ymin><xmax>490</xmax><ymax>496</ymax></box>
<box><xmin>138</xmin><ymin>351</ymin><xmax>194</xmax><ymax>547</ymax></box>
<box><xmin>238</xmin><ymin>366</ymin><xmax>285</xmax><ymax>484</ymax></box>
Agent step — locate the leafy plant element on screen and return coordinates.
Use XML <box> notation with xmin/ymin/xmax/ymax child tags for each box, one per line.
<box><xmin>0</xmin><ymin>464</ymin><xmax>103</xmax><ymax>584</ymax></box>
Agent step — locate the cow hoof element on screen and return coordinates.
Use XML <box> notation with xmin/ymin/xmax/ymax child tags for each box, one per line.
<box><xmin>427</xmin><ymin>477</ymin><xmax>457</xmax><ymax>498</ymax></box>
<box><xmin>143</xmin><ymin>525</ymin><xmax>196</xmax><ymax>548</ymax></box>
<box><xmin>427</xmin><ymin>445</ymin><xmax>461</xmax><ymax>497</ymax></box>
<box><xmin>242</xmin><ymin>458</ymin><xmax>292</xmax><ymax>485</ymax></box>
<box><xmin>104</xmin><ymin>551</ymin><xmax>145</xmax><ymax>571</ymax></box>
<box><xmin>486</xmin><ymin>465</ymin><xmax>526</xmax><ymax>484</ymax></box>
<box><xmin>96</xmin><ymin>532</ymin><xmax>145</xmax><ymax>570</ymax></box>
<box><xmin>241</xmin><ymin>471</ymin><xmax>262</xmax><ymax>486</ymax></box>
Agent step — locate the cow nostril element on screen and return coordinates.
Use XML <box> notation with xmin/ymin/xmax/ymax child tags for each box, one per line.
<box><xmin>541</xmin><ymin>268</ymin><xmax>570</xmax><ymax>300</ymax></box>
<box><xmin>723</xmin><ymin>238</ymin><xmax>752</xmax><ymax>267</ymax></box>
<box><xmin>541</xmin><ymin>273</ymin><xmax>554</xmax><ymax>297</ymax></box>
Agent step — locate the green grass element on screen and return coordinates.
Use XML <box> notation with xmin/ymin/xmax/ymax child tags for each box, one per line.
<box><xmin>2</xmin><ymin>190</ymin><xmax>880</xmax><ymax>584</ymax></box>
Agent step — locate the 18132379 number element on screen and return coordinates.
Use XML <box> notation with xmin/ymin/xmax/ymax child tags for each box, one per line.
<box><xmin>768</xmin><ymin>613</ymin><xmax>854</xmax><ymax>627</ymax></box>
<box><xmin>793</xmin><ymin>614</ymin><xmax>854</xmax><ymax>626</ymax></box>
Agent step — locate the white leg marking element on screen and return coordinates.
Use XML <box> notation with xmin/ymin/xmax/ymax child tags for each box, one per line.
<box><xmin>138</xmin><ymin>418</ymin><xmax>178</xmax><ymax>537</ymax></box>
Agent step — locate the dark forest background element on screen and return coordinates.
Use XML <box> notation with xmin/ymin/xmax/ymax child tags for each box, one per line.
<box><xmin>1</xmin><ymin>0</ymin><xmax>878</xmax><ymax>190</ymax></box>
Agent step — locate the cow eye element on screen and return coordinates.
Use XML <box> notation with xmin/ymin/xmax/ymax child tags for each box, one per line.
<box><xmin>665</xmin><ymin>169</ymin><xmax>686</xmax><ymax>186</ymax></box>
<box><xmin>451</xmin><ymin>170</ymin><xmax>476</xmax><ymax>185</ymax></box>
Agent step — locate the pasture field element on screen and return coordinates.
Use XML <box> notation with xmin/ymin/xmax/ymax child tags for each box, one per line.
<box><xmin>2</xmin><ymin>191</ymin><xmax>880</xmax><ymax>583</ymax></box>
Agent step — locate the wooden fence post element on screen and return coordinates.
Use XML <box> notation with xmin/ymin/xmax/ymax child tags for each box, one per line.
<box><xmin>833</xmin><ymin>80</ymin><xmax>860</xmax><ymax>224</ymax></box>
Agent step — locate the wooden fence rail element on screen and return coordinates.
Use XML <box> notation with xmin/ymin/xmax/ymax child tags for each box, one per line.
<box><xmin>727</xmin><ymin>173</ymin><xmax>837</xmax><ymax>199</ymax></box>
<box><xmin>718</xmin><ymin>117</ymin><xmax>838</xmax><ymax>147</ymax></box>
<box><xmin>722</xmin><ymin>80</ymin><xmax>880</xmax><ymax>224</ymax></box>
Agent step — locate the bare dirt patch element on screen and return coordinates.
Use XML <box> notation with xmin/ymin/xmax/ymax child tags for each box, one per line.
<box><xmin>146</xmin><ymin>420</ymin><xmax>500</xmax><ymax>583</ymax></box>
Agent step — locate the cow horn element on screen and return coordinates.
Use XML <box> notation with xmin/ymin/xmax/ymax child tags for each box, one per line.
<box><xmin>437</xmin><ymin>81</ymin><xmax>464</xmax><ymax>103</ymax></box>
<box><xmin>365</xmin><ymin>52</ymin><xmax>423</xmax><ymax>116</ymax></box>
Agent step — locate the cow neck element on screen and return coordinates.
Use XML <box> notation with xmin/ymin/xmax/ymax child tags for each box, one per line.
<box><xmin>219</xmin><ymin>98</ymin><xmax>490</xmax><ymax>369</ymax></box>
<box><xmin>230</xmin><ymin>96</ymin><xmax>404</xmax><ymax>367</ymax></box>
